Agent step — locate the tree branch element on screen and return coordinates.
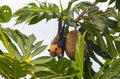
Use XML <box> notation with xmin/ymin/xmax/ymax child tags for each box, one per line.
<box><xmin>74</xmin><ymin>1</ymin><xmax>98</xmax><ymax>22</ymax></box>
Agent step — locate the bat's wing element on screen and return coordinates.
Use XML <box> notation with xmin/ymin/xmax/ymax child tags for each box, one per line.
<box><xmin>51</xmin><ymin>20</ymin><xmax>65</xmax><ymax>45</ymax></box>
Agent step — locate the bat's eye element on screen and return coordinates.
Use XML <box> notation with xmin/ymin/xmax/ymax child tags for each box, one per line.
<box><xmin>48</xmin><ymin>49</ymin><xmax>50</xmax><ymax>52</ymax></box>
<box><xmin>55</xmin><ymin>48</ymin><xmax>57</xmax><ymax>51</ymax></box>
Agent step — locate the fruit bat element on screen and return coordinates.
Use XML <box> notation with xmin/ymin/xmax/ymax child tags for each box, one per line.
<box><xmin>48</xmin><ymin>20</ymin><xmax>87</xmax><ymax>60</ymax></box>
<box><xmin>48</xmin><ymin>20</ymin><xmax>65</xmax><ymax>58</ymax></box>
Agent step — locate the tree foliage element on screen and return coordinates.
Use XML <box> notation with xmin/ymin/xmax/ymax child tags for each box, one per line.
<box><xmin>0</xmin><ymin>0</ymin><xmax>120</xmax><ymax>79</ymax></box>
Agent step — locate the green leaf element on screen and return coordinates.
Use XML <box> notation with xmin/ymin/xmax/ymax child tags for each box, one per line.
<box><xmin>88</xmin><ymin>48</ymin><xmax>104</xmax><ymax>67</ymax></box>
<box><xmin>0</xmin><ymin>55</ymin><xmax>13</xmax><ymax>74</ymax></box>
<box><xmin>88</xmin><ymin>14</ymin><xmax>118</xmax><ymax>31</ymax></box>
<box><xmin>0</xmin><ymin>50</ymin><xmax>4</xmax><ymax>55</ymax></box>
<box><xmin>31</xmin><ymin>41</ymin><xmax>43</xmax><ymax>51</ymax></box>
<box><xmin>28</xmin><ymin>13</ymin><xmax>45</xmax><ymax>25</ymax></box>
<box><xmin>104</xmin><ymin>34</ymin><xmax>117</xmax><ymax>57</ymax></box>
<box><xmin>108</xmin><ymin>0</ymin><xmax>120</xmax><ymax>10</ymax></box>
<box><xmin>31</xmin><ymin>56</ymin><xmax>53</xmax><ymax>65</ymax></box>
<box><xmin>25</xmin><ymin>34</ymin><xmax>36</xmax><ymax>58</ymax></box>
<box><xmin>75</xmin><ymin>31</ymin><xmax>86</xmax><ymax>79</ymax></box>
<box><xmin>33</xmin><ymin>58</ymin><xmax>79</xmax><ymax>78</ymax></box>
<box><xmin>66</xmin><ymin>0</ymin><xmax>77</xmax><ymax>13</ymax></box>
<box><xmin>3</xmin><ymin>28</ymin><xmax>17</xmax><ymax>42</ymax></box>
<box><xmin>88</xmin><ymin>40</ymin><xmax>111</xmax><ymax>59</ymax></box>
<box><xmin>15</xmin><ymin>11</ymin><xmax>32</xmax><ymax>25</ymax></box>
<box><xmin>115</xmin><ymin>0</ymin><xmax>120</xmax><ymax>10</ymax></box>
<box><xmin>114</xmin><ymin>41</ymin><xmax>120</xmax><ymax>54</ymax></box>
<box><xmin>16</xmin><ymin>33</ymin><xmax>26</xmax><ymax>57</ymax></box>
<box><xmin>74</xmin><ymin>1</ymin><xmax>99</xmax><ymax>15</ymax></box>
<box><xmin>106</xmin><ymin>19</ymin><xmax>118</xmax><ymax>29</ymax></box>
<box><xmin>96</xmin><ymin>0</ymin><xmax>107</xmax><ymax>2</ymax></box>
<box><xmin>48</xmin><ymin>3</ymin><xmax>59</xmax><ymax>13</ymax></box>
<box><xmin>1</xmin><ymin>28</ymin><xmax>25</xmax><ymax>60</ymax></box>
<box><xmin>93</xmin><ymin>29</ymin><xmax>108</xmax><ymax>53</ymax></box>
<box><xmin>14</xmin><ymin>2</ymin><xmax>60</xmax><ymax>25</ymax></box>
<box><xmin>0</xmin><ymin>5</ymin><xmax>12</xmax><ymax>23</ymax></box>
<box><xmin>28</xmin><ymin>2</ymin><xmax>38</xmax><ymax>8</ymax></box>
<box><xmin>31</xmin><ymin>45</ymin><xmax>47</xmax><ymax>57</ymax></box>
<box><xmin>83</xmin><ymin>8</ymin><xmax>119</xmax><ymax>31</ymax></box>
<box><xmin>0</xmin><ymin>28</ymin><xmax>14</xmax><ymax>56</ymax></box>
<box><xmin>0</xmin><ymin>27</ymin><xmax>47</xmax><ymax>62</ymax></box>
<box><xmin>84</xmin><ymin>57</ymin><xmax>95</xmax><ymax>79</ymax></box>
<box><xmin>0</xmin><ymin>55</ymin><xmax>34</xmax><ymax>78</ymax></box>
<box><xmin>0</xmin><ymin>29</ymin><xmax>21</xmax><ymax>60</ymax></box>
<box><xmin>34</xmin><ymin>71</ymin><xmax>54</xmax><ymax>78</ymax></box>
<box><xmin>114</xmin><ymin>36</ymin><xmax>120</xmax><ymax>41</ymax></box>
<box><xmin>94</xmin><ymin>59</ymin><xmax>120</xmax><ymax>79</ymax></box>
<box><xmin>105</xmin><ymin>8</ymin><xmax>120</xmax><ymax>21</ymax></box>
<box><xmin>8</xmin><ymin>42</ymin><xmax>21</xmax><ymax>60</ymax></box>
<box><xmin>57</xmin><ymin>58</ymin><xmax>71</xmax><ymax>75</ymax></box>
<box><xmin>109</xmin><ymin>0</ymin><xmax>115</xmax><ymax>5</ymax></box>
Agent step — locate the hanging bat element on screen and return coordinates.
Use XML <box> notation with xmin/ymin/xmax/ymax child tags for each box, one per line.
<box><xmin>48</xmin><ymin>20</ymin><xmax>65</xmax><ymax>59</ymax></box>
<box><xmin>48</xmin><ymin>20</ymin><xmax>87</xmax><ymax>60</ymax></box>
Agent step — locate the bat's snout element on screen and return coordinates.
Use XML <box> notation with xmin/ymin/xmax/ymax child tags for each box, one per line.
<box><xmin>50</xmin><ymin>52</ymin><xmax>57</xmax><ymax>57</ymax></box>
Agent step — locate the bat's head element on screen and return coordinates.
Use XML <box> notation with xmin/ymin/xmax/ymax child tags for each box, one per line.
<box><xmin>48</xmin><ymin>44</ymin><xmax>62</xmax><ymax>57</ymax></box>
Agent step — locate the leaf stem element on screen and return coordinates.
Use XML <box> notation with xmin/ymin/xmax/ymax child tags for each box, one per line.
<box><xmin>59</xmin><ymin>0</ymin><xmax>63</xmax><ymax>12</ymax></box>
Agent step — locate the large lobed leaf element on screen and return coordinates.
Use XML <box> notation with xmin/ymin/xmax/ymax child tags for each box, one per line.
<box><xmin>0</xmin><ymin>28</ymin><xmax>47</xmax><ymax>62</ymax></box>
<box><xmin>0</xmin><ymin>55</ymin><xmax>34</xmax><ymax>79</ymax></box>
<box><xmin>74</xmin><ymin>1</ymin><xmax>99</xmax><ymax>15</ymax></box>
<box><xmin>0</xmin><ymin>27</ymin><xmax>50</xmax><ymax>78</ymax></box>
<box><xmin>13</xmin><ymin>2</ymin><xmax>59</xmax><ymax>25</ymax></box>
<box><xmin>33</xmin><ymin>58</ymin><xmax>79</xmax><ymax>79</ymax></box>
<box><xmin>94</xmin><ymin>58</ymin><xmax>120</xmax><ymax>79</ymax></box>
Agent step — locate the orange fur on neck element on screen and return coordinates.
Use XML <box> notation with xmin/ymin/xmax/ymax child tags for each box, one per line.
<box><xmin>49</xmin><ymin>44</ymin><xmax>62</xmax><ymax>56</ymax></box>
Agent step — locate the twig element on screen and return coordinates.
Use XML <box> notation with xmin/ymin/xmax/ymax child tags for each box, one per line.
<box><xmin>74</xmin><ymin>1</ymin><xmax>98</xmax><ymax>22</ymax></box>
